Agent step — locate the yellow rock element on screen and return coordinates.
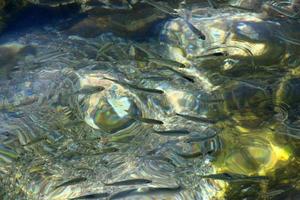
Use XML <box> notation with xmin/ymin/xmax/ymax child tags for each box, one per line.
<box><xmin>214</xmin><ymin>126</ymin><xmax>291</xmax><ymax>176</ymax></box>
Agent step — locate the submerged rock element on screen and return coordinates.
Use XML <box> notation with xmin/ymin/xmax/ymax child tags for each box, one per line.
<box><xmin>67</xmin><ymin>5</ymin><xmax>168</xmax><ymax>37</ymax></box>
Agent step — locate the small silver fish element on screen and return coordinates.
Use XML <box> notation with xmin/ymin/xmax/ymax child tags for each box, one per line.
<box><xmin>148</xmin><ymin>58</ymin><xmax>186</xmax><ymax>68</ymax></box>
<box><xmin>141</xmin><ymin>0</ymin><xmax>177</xmax><ymax>16</ymax></box>
<box><xmin>109</xmin><ymin>189</ymin><xmax>137</xmax><ymax>200</ymax></box>
<box><xmin>142</xmin><ymin>0</ymin><xmax>206</xmax><ymax>40</ymax></box>
<box><xmin>276</xmin><ymin>32</ymin><xmax>300</xmax><ymax>46</ymax></box>
<box><xmin>268</xmin><ymin>3</ymin><xmax>300</xmax><ymax>19</ymax></box>
<box><xmin>97</xmin><ymin>42</ymin><xmax>114</xmax><ymax>58</ymax></box>
<box><xmin>104</xmin><ymin>77</ymin><xmax>164</xmax><ymax>94</ymax></box>
<box><xmin>135</xmin><ymin>117</ymin><xmax>164</xmax><ymax>125</ymax></box>
<box><xmin>109</xmin><ymin>186</ymin><xmax>182</xmax><ymax>199</ymax></box>
<box><xmin>153</xmin><ymin>129</ymin><xmax>190</xmax><ymax>136</ymax></box>
<box><xmin>128</xmin><ymin>84</ymin><xmax>164</xmax><ymax>94</ymax></box>
<box><xmin>263</xmin><ymin>189</ymin><xmax>286</xmax><ymax>198</ymax></box>
<box><xmin>0</xmin><ymin>145</ymin><xmax>19</xmax><ymax>160</ymax></box>
<box><xmin>283</xmin><ymin>121</ymin><xmax>300</xmax><ymax>139</ymax></box>
<box><xmin>104</xmin><ymin>178</ymin><xmax>152</xmax><ymax>186</ymax></box>
<box><xmin>132</xmin><ymin>43</ymin><xmax>159</xmax><ymax>58</ymax></box>
<box><xmin>61</xmin><ymin>120</ymin><xmax>86</xmax><ymax>129</ymax></box>
<box><xmin>89</xmin><ymin>147</ymin><xmax>120</xmax><ymax>155</ymax></box>
<box><xmin>54</xmin><ymin>177</ymin><xmax>87</xmax><ymax>189</ymax></box>
<box><xmin>176</xmin><ymin>151</ymin><xmax>202</xmax><ymax>159</ymax></box>
<box><xmin>183</xmin><ymin>19</ymin><xmax>206</xmax><ymax>40</ymax></box>
<box><xmin>74</xmin><ymin>86</ymin><xmax>105</xmax><ymax>95</ymax></box>
<box><xmin>228</xmin><ymin>5</ymin><xmax>254</xmax><ymax>12</ymax></box>
<box><xmin>70</xmin><ymin>192</ymin><xmax>110</xmax><ymax>199</ymax></box>
<box><xmin>165</xmin><ymin>67</ymin><xmax>194</xmax><ymax>82</ymax></box>
<box><xmin>132</xmin><ymin>43</ymin><xmax>186</xmax><ymax>69</ymax></box>
<box><xmin>185</xmin><ymin>131</ymin><xmax>218</xmax><ymax>143</ymax></box>
<box><xmin>200</xmin><ymin>173</ymin><xmax>268</xmax><ymax>182</ymax></box>
<box><xmin>207</xmin><ymin>45</ymin><xmax>255</xmax><ymax>68</ymax></box>
<box><xmin>207</xmin><ymin>0</ymin><xmax>218</xmax><ymax>9</ymax></box>
<box><xmin>22</xmin><ymin>136</ymin><xmax>48</xmax><ymax>146</ymax></box>
<box><xmin>133</xmin><ymin>186</ymin><xmax>182</xmax><ymax>195</ymax></box>
<box><xmin>196</xmin><ymin>52</ymin><xmax>228</xmax><ymax>59</ymax></box>
<box><xmin>176</xmin><ymin>113</ymin><xmax>217</xmax><ymax>124</ymax></box>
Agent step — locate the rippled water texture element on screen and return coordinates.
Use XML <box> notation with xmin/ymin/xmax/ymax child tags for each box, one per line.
<box><xmin>0</xmin><ymin>0</ymin><xmax>300</xmax><ymax>199</ymax></box>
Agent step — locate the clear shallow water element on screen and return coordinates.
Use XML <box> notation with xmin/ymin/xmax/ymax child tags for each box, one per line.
<box><xmin>0</xmin><ymin>1</ymin><xmax>300</xmax><ymax>199</ymax></box>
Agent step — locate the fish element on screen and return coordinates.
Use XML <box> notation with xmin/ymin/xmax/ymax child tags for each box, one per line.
<box><xmin>132</xmin><ymin>44</ymin><xmax>186</xmax><ymax>70</ymax></box>
<box><xmin>103</xmin><ymin>77</ymin><xmax>164</xmax><ymax>94</ymax></box>
<box><xmin>283</xmin><ymin>121</ymin><xmax>300</xmax><ymax>138</ymax></box>
<box><xmin>89</xmin><ymin>147</ymin><xmax>120</xmax><ymax>155</ymax></box>
<box><xmin>207</xmin><ymin>0</ymin><xmax>218</xmax><ymax>9</ymax></box>
<box><xmin>135</xmin><ymin>186</ymin><xmax>182</xmax><ymax>195</ymax></box>
<box><xmin>181</xmin><ymin>9</ymin><xmax>206</xmax><ymax>40</ymax></box>
<box><xmin>207</xmin><ymin>45</ymin><xmax>255</xmax><ymax>68</ymax></box>
<box><xmin>34</xmin><ymin>51</ymin><xmax>68</xmax><ymax>64</ymax></box>
<box><xmin>135</xmin><ymin>117</ymin><xmax>164</xmax><ymax>125</ymax></box>
<box><xmin>136</xmin><ymin>56</ymin><xmax>192</xmax><ymax>82</ymax></box>
<box><xmin>146</xmin><ymin>155</ymin><xmax>177</xmax><ymax>167</ymax></box>
<box><xmin>54</xmin><ymin>177</ymin><xmax>87</xmax><ymax>190</ymax></box>
<box><xmin>183</xmin><ymin>19</ymin><xmax>206</xmax><ymax>40</ymax></box>
<box><xmin>61</xmin><ymin>120</ymin><xmax>86</xmax><ymax>129</ymax></box>
<box><xmin>142</xmin><ymin>0</ymin><xmax>206</xmax><ymax>40</ymax></box>
<box><xmin>85</xmin><ymin>0</ymin><xmax>133</xmax><ymax>9</ymax></box>
<box><xmin>276</xmin><ymin>32</ymin><xmax>300</xmax><ymax>46</ymax></box>
<box><xmin>141</xmin><ymin>0</ymin><xmax>177</xmax><ymax>16</ymax></box>
<box><xmin>273</xmin><ymin>103</ymin><xmax>289</xmax><ymax>122</ymax></box>
<box><xmin>22</xmin><ymin>136</ymin><xmax>48</xmax><ymax>146</ymax></box>
<box><xmin>148</xmin><ymin>58</ymin><xmax>186</xmax><ymax>68</ymax></box>
<box><xmin>195</xmin><ymin>52</ymin><xmax>229</xmax><ymax>59</ymax></box>
<box><xmin>109</xmin><ymin>189</ymin><xmax>137</xmax><ymax>200</ymax></box>
<box><xmin>261</xmin><ymin>185</ymin><xmax>294</xmax><ymax>198</ymax></box>
<box><xmin>263</xmin><ymin>189</ymin><xmax>286</xmax><ymax>198</ymax></box>
<box><xmin>153</xmin><ymin>129</ymin><xmax>190</xmax><ymax>136</ymax></box>
<box><xmin>0</xmin><ymin>145</ymin><xmax>19</xmax><ymax>160</ymax></box>
<box><xmin>96</xmin><ymin>42</ymin><xmax>114</xmax><ymax>58</ymax></box>
<box><xmin>185</xmin><ymin>131</ymin><xmax>219</xmax><ymax>143</ymax></box>
<box><xmin>143</xmin><ymin>76</ymin><xmax>172</xmax><ymax>82</ymax></box>
<box><xmin>228</xmin><ymin>5</ymin><xmax>255</xmax><ymax>12</ymax></box>
<box><xmin>165</xmin><ymin>66</ymin><xmax>195</xmax><ymax>82</ymax></box>
<box><xmin>176</xmin><ymin>113</ymin><xmax>217</xmax><ymax>124</ymax></box>
<box><xmin>74</xmin><ymin>86</ymin><xmax>105</xmax><ymax>95</ymax></box>
<box><xmin>176</xmin><ymin>151</ymin><xmax>202</xmax><ymax>159</ymax></box>
<box><xmin>200</xmin><ymin>173</ymin><xmax>269</xmax><ymax>182</ymax></box>
<box><xmin>200</xmin><ymin>93</ymin><xmax>225</xmax><ymax>103</ymax></box>
<box><xmin>0</xmin><ymin>96</ymin><xmax>39</xmax><ymax>111</ymax></box>
<box><xmin>268</xmin><ymin>126</ymin><xmax>293</xmax><ymax>139</ymax></box>
<box><xmin>268</xmin><ymin>4</ymin><xmax>300</xmax><ymax>19</ymax></box>
<box><xmin>29</xmin><ymin>0</ymin><xmax>77</xmax><ymax>6</ymax></box>
<box><xmin>109</xmin><ymin>186</ymin><xmax>182</xmax><ymax>199</ymax></box>
<box><xmin>104</xmin><ymin>178</ymin><xmax>152</xmax><ymax>186</ymax></box>
<box><xmin>61</xmin><ymin>147</ymin><xmax>119</xmax><ymax>158</ymax></box>
<box><xmin>127</xmin><ymin>84</ymin><xmax>164</xmax><ymax>94</ymax></box>
<box><xmin>132</xmin><ymin>43</ymin><xmax>160</xmax><ymax>58</ymax></box>
<box><xmin>108</xmin><ymin>133</ymin><xmax>136</xmax><ymax>143</ymax></box>
<box><xmin>0</xmin><ymin>154</ymin><xmax>15</xmax><ymax>163</ymax></box>
<box><xmin>70</xmin><ymin>192</ymin><xmax>110</xmax><ymax>199</ymax></box>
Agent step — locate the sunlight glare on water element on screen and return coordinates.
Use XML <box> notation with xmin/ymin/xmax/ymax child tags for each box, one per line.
<box><xmin>0</xmin><ymin>0</ymin><xmax>300</xmax><ymax>199</ymax></box>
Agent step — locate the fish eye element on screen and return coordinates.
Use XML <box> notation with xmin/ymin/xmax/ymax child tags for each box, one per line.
<box><xmin>91</xmin><ymin>96</ymin><xmax>141</xmax><ymax>133</ymax></box>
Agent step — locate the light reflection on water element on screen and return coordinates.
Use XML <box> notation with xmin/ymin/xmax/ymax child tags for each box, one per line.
<box><xmin>0</xmin><ymin>1</ymin><xmax>300</xmax><ymax>199</ymax></box>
